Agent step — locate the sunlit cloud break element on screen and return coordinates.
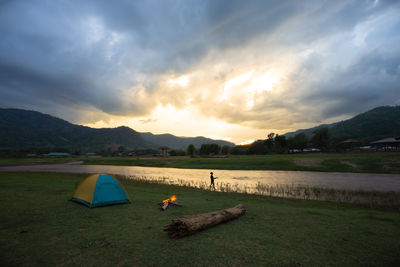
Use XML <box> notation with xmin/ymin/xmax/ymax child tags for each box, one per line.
<box><xmin>0</xmin><ymin>0</ymin><xmax>399</xmax><ymax>144</ymax></box>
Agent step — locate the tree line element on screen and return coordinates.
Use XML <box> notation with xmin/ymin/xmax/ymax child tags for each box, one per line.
<box><xmin>182</xmin><ymin>127</ymin><xmax>332</xmax><ymax>156</ymax></box>
<box><xmin>0</xmin><ymin>127</ymin><xmax>337</xmax><ymax>157</ymax></box>
<box><xmin>120</xmin><ymin>127</ymin><xmax>332</xmax><ymax>156</ymax></box>
<box><xmin>231</xmin><ymin>127</ymin><xmax>332</xmax><ymax>155</ymax></box>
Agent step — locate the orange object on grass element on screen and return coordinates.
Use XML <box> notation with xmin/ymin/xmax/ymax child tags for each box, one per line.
<box><xmin>162</xmin><ymin>195</ymin><xmax>177</xmax><ymax>205</ymax></box>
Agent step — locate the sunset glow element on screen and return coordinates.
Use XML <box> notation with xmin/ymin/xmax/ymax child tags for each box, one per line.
<box><xmin>1</xmin><ymin>1</ymin><xmax>399</xmax><ymax>144</ymax></box>
<box><xmin>168</xmin><ymin>75</ymin><xmax>191</xmax><ymax>88</ymax></box>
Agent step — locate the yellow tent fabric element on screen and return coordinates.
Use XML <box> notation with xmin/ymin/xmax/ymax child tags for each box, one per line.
<box><xmin>72</xmin><ymin>174</ymin><xmax>98</xmax><ymax>203</ymax></box>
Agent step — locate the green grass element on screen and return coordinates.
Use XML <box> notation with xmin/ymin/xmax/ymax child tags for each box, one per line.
<box><xmin>1</xmin><ymin>172</ymin><xmax>400</xmax><ymax>266</ymax></box>
<box><xmin>2</xmin><ymin>152</ymin><xmax>400</xmax><ymax>173</ymax></box>
<box><xmin>0</xmin><ymin>157</ymin><xmax>73</xmax><ymax>166</ymax></box>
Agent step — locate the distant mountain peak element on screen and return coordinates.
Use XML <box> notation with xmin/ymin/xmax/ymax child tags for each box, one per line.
<box><xmin>284</xmin><ymin>105</ymin><xmax>400</xmax><ymax>143</ymax></box>
<box><xmin>0</xmin><ymin>108</ymin><xmax>234</xmax><ymax>151</ymax></box>
<box><xmin>139</xmin><ymin>131</ymin><xmax>234</xmax><ymax>150</ymax></box>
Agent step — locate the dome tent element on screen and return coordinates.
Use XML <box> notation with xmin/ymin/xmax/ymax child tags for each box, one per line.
<box><xmin>71</xmin><ymin>174</ymin><xmax>130</xmax><ymax>208</ymax></box>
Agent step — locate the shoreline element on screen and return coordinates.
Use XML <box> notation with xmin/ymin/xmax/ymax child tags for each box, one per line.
<box><xmin>2</xmin><ymin>170</ymin><xmax>400</xmax><ymax>209</ymax></box>
<box><xmin>2</xmin><ymin>163</ymin><xmax>400</xmax><ymax>193</ymax></box>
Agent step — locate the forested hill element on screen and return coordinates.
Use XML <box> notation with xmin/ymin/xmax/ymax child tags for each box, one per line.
<box><xmin>0</xmin><ymin>108</ymin><xmax>152</xmax><ymax>152</ymax></box>
<box><xmin>284</xmin><ymin>106</ymin><xmax>400</xmax><ymax>143</ymax></box>
<box><xmin>0</xmin><ymin>108</ymin><xmax>234</xmax><ymax>152</ymax></box>
<box><xmin>140</xmin><ymin>132</ymin><xmax>234</xmax><ymax>150</ymax></box>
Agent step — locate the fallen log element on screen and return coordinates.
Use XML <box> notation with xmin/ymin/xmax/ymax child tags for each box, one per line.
<box><xmin>164</xmin><ymin>204</ymin><xmax>246</xmax><ymax>238</ymax></box>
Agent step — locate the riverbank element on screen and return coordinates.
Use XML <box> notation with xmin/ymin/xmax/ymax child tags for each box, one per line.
<box><xmin>3</xmin><ymin>163</ymin><xmax>400</xmax><ymax>193</ymax></box>
<box><xmin>1</xmin><ymin>152</ymin><xmax>400</xmax><ymax>174</ymax></box>
<box><xmin>1</xmin><ymin>171</ymin><xmax>400</xmax><ymax>266</ymax></box>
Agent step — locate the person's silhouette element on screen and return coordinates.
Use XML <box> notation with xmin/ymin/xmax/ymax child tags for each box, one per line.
<box><xmin>209</xmin><ymin>171</ymin><xmax>217</xmax><ymax>190</ymax></box>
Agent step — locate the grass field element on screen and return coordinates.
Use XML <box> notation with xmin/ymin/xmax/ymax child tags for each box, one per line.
<box><xmin>2</xmin><ymin>152</ymin><xmax>400</xmax><ymax>174</ymax></box>
<box><xmin>0</xmin><ymin>157</ymin><xmax>73</xmax><ymax>166</ymax></box>
<box><xmin>1</xmin><ymin>172</ymin><xmax>400</xmax><ymax>266</ymax></box>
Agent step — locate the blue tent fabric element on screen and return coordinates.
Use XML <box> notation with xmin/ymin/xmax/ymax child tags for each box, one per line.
<box><xmin>71</xmin><ymin>173</ymin><xmax>130</xmax><ymax>208</ymax></box>
<box><xmin>91</xmin><ymin>174</ymin><xmax>130</xmax><ymax>207</ymax></box>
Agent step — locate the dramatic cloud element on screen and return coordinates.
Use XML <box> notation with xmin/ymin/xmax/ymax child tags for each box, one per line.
<box><xmin>0</xmin><ymin>0</ymin><xmax>399</xmax><ymax>143</ymax></box>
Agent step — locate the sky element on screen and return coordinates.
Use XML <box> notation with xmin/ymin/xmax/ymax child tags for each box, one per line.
<box><xmin>0</xmin><ymin>0</ymin><xmax>399</xmax><ymax>144</ymax></box>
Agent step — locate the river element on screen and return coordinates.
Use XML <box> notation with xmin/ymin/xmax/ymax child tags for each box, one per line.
<box><xmin>1</xmin><ymin>163</ymin><xmax>400</xmax><ymax>192</ymax></box>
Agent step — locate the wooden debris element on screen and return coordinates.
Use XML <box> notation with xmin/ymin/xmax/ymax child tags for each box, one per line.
<box><xmin>161</xmin><ymin>202</ymin><xmax>169</xmax><ymax>211</ymax></box>
<box><xmin>164</xmin><ymin>204</ymin><xmax>246</xmax><ymax>238</ymax></box>
<box><xmin>158</xmin><ymin>195</ymin><xmax>182</xmax><ymax>211</ymax></box>
<box><xmin>158</xmin><ymin>201</ymin><xmax>183</xmax><ymax>211</ymax></box>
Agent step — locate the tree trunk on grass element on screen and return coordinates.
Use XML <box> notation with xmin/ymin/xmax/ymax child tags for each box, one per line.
<box><xmin>164</xmin><ymin>204</ymin><xmax>246</xmax><ymax>238</ymax></box>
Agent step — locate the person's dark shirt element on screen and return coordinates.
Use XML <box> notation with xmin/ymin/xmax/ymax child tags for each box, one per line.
<box><xmin>210</xmin><ymin>174</ymin><xmax>214</xmax><ymax>183</ymax></box>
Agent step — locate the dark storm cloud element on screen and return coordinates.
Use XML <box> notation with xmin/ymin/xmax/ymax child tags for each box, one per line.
<box><xmin>0</xmin><ymin>0</ymin><xmax>399</xmax><ymax>126</ymax></box>
<box><xmin>305</xmin><ymin>49</ymin><xmax>400</xmax><ymax>119</ymax></box>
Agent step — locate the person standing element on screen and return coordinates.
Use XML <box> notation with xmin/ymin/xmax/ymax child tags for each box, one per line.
<box><xmin>209</xmin><ymin>171</ymin><xmax>217</xmax><ymax>190</ymax></box>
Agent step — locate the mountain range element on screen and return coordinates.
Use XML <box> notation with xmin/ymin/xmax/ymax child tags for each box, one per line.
<box><xmin>0</xmin><ymin>108</ymin><xmax>234</xmax><ymax>152</ymax></box>
<box><xmin>1</xmin><ymin>105</ymin><xmax>399</xmax><ymax>152</ymax></box>
<box><xmin>284</xmin><ymin>106</ymin><xmax>400</xmax><ymax>143</ymax></box>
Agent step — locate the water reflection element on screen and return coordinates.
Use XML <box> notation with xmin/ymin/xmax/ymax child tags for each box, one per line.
<box><xmin>1</xmin><ymin>164</ymin><xmax>400</xmax><ymax>192</ymax></box>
